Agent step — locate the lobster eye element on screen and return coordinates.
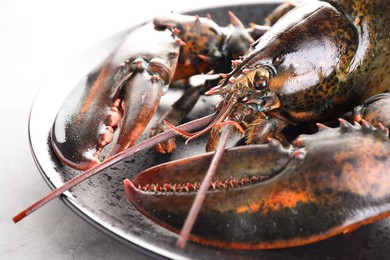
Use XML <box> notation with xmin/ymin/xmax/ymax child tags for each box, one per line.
<box><xmin>254</xmin><ymin>77</ymin><xmax>268</xmax><ymax>90</ymax></box>
<box><xmin>253</xmin><ymin>68</ymin><xmax>270</xmax><ymax>90</ymax></box>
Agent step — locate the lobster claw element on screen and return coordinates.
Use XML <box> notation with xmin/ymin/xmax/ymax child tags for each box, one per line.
<box><xmin>124</xmin><ymin>143</ymin><xmax>292</xmax><ymax>248</ymax></box>
<box><xmin>105</xmin><ymin>70</ymin><xmax>163</xmax><ymax>158</ymax></box>
<box><xmin>125</xmin><ymin>123</ymin><xmax>390</xmax><ymax>249</ymax></box>
<box><xmin>51</xmin><ymin>23</ymin><xmax>180</xmax><ymax>170</ymax></box>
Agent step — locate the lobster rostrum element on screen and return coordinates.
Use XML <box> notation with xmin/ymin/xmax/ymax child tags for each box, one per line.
<box><xmin>13</xmin><ymin>0</ymin><xmax>390</xmax><ymax>251</ymax></box>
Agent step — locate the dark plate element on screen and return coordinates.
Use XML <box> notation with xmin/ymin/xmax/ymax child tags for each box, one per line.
<box><xmin>29</xmin><ymin>2</ymin><xmax>390</xmax><ymax>259</ymax></box>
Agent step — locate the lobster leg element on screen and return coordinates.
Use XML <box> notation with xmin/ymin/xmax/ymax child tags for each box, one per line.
<box><xmin>247</xmin><ymin>1</ymin><xmax>297</xmax><ymax>40</ymax></box>
<box><xmin>150</xmin><ymin>84</ymin><xmax>210</xmax><ymax>153</ymax></box>
<box><xmin>245</xmin><ymin>115</ymin><xmax>288</xmax><ymax>145</ymax></box>
<box><xmin>264</xmin><ymin>1</ymin><xmax>297</xmax><ymax>26</ymax></box>
<box><xmin>354</xmin><ymin>93</ymin><xmax>390</xmax><ymax>130</ymax></box>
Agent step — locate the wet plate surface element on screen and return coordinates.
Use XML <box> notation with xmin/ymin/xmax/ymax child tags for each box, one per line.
<box><xmin>29</xmin><ymin>2</ymin><xmax>389</xmax><ymax>259</ymax></box>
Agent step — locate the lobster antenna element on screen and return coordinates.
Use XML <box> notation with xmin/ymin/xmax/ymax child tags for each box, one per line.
<box><xmin>164</xmin><ymin>95</ymin><xmax>237</xmax><ymax>143</ymax></box>
<box><xmin>176</xmin><ymin>124</ymin><xmax>234</xmax><ymax>249</ymax></box>
<box><xmin>13</xmin><ymin>114</ymin><xmax>216</xmax><ymax>223</ymax></box>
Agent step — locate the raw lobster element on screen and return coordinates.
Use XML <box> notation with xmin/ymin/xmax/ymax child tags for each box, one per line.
<box><xmin>14</xmin><ymin>0</ymin><xmax>390</xmax><ymax>251</ymax></box>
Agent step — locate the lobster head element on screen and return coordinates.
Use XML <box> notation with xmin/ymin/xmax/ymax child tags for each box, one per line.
<box><xmin>202</xmin><ymin>0</ymin><xmax>360</xmax><ymax>145</ymax></box>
